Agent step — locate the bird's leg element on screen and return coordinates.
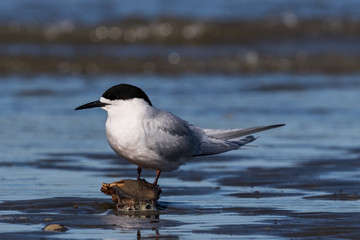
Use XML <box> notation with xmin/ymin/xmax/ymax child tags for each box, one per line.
<box><xmin>137</xmin><ymin>166</ymin><xmax>142</xmax><ymax>181</ymax></box>
<box><xmin>153</xmin><ymin>169</ymin><xmax>161</xmax><ymax>186</ymax></box>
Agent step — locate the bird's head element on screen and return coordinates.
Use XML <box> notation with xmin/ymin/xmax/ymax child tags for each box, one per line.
<box><xmin>75</xmin><ymin>84</ymin><xmax>152</xmax><ymax>112</ymax></box>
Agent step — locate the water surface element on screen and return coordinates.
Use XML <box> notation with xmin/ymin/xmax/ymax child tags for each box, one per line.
<box><xmin>1</xmin><ymin>74</ymin><xmax>359</xmax><ymax>239</ymax></box>
<box><xmin>1</xmin><ymin>0</ymin><xmax>360</xmax><ymax>239</ymax></box>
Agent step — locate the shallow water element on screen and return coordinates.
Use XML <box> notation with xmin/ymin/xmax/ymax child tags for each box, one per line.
<box><xmin>1</xmin><ymin>74</ymin><xmax>360</xmax><ymax>239</ymax></box>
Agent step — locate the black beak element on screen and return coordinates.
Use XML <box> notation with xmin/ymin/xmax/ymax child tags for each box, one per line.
<box><xmin>75</xmin><ymin>100</ymin><xmax>109</xmax><ymax>110</ymax></box>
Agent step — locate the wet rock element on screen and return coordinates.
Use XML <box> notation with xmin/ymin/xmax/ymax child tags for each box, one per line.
<box><xmin>101</xmin><ymin>179</ymin><xmax>162</xmax><ymax>211</ymax></box>
<box><xmin>43</xmin><ymin>224</ymin><xmax>69</xmax><ymax>232</ymax></box>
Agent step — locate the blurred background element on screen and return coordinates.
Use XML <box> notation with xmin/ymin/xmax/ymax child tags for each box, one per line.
<box><xmin>2</xmin><ymin>0</ymin><xmax>360</xmax><ymax>74</ymax></box>
<box><xmin>1</xmin><ymin>0</ymin><xmax>360</xmax><ymax>239</ymax></box>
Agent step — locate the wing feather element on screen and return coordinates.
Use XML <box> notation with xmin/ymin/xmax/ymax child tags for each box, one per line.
<box><xmin>143</xmin><ymin>110</ymin><xmax>284</xmax><ymax>160</ymax></box>
<box><xmin>194</xmin><ymin>136</ymin><xmax>256</xmax><ymax>156</ymax></box>
<box><xmin>203</xmin><ymin>124</ymin><xmax>285</xmax><ymax>140</ymax></box>
<box><xmin>195</xmin><ymin>124</ymin><xmax>285</xmax><ymax>156</ymax></box>
<box><xmin>143</xmin><ymin>109</ymin><xmax>201</xmax><ymax>160</ymax></box>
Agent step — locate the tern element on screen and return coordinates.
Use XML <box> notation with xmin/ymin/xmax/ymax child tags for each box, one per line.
<box><xmin>75</xmin><ymin>83</ymin><xmax>284</xmax><ymax>185</ymax></box>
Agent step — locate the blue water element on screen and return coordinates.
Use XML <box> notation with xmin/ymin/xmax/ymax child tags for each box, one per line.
<box><xmin>2</xmin><ymin>74</ymin><xmax>359</xmax><ymax>162</ymax></box>
<box><xmin>1</xmin><ymin>0</ymin><xmax>360</xmax><ymax>238</ymax></box>
<box><xmin>1</xmin><ymin>73</ymin><xmax>360</xmax><ymax>239</ymax></box>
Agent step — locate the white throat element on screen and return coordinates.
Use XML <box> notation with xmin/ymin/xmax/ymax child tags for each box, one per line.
<box><xmin>102</xmin><ymin>97</ymin><xmax>154</xmax><ymax>162</ymax></box>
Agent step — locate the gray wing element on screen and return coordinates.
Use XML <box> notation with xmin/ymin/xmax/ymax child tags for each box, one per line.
<box><xmin>143</xmin><ymin>109</ymin><xmax>201</xmax><ymax>160</ymax></box>
<box><xmin>194</xmin><ymin>135</ymin><xmax>256</xmax><ymax>156</ymax></box>
<box><xmin>202</xmin><ymin>124</ymin><xmax>285</xmax><ymax>140</ymax></box>
<box><xmin>194</xmin><ymin>124</ymin><xmax>285</xmax><ymax>156</ymax></box>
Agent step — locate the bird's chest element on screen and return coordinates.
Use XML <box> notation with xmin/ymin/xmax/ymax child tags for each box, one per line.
<box><xmin>105</xmin><ymin>114</ymin><xmax>147</xmax><ymax>160</ymax></box>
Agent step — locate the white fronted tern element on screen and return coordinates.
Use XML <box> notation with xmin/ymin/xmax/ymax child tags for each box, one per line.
<box><xmin>75</xmin><ymin>83</ymin><xmax>285</xmax><ymax>185</ymax></box>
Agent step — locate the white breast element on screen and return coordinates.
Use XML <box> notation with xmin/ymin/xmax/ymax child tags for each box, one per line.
<box><xmin>104</xmin><ymin>98</ymin><xmax>179</xmax><ymax>170</ymax></box>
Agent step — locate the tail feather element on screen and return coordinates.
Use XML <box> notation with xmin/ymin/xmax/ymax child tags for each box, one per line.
<box><xmin>203</xmin><ymin>124</ymin><xmax>285</xmax><ymax>140</ymax></box>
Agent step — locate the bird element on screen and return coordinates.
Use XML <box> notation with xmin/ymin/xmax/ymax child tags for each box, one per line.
<box><xmin>75</xmin><ymin>83</ymin><xmax>284</xmax><ymax>186</ymax></box>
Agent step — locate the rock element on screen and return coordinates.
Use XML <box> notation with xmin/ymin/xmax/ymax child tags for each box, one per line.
<box><xmin>101</xmin><ymin>179</ymin><xmax>162</xmax><ymax>211</ymax></box>
<box><xmin>43</xmin><ymin>224</ymin><xmax>69</xmax><ymax>232</ymax></box>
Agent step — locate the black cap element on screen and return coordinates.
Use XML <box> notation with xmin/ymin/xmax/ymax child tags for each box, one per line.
<box><xmin>102</xmin><ymin>84</ymin><xmax>152</xmax><ymax>106</ymax></box>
